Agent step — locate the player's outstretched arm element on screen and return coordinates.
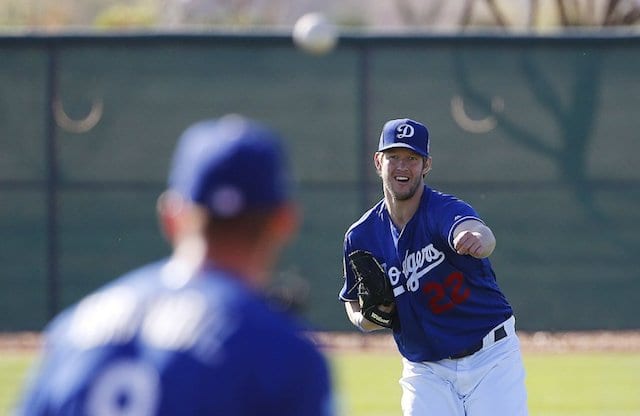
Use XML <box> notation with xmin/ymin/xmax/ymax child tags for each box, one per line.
<box><xmin>344</xmin><ymin>300</ymin><xmax>390</xmax><ymax>332</ymax></box>
<box><xmin>452</xmin><ymin>219</ymin><xmax>496</xmax><ymax>259</ymax></box>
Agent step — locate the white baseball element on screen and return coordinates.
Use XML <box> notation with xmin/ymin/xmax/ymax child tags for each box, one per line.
<box><xmin>293</xmin><ymin>13</ymin><xmax>338</xmax><ymax>55</ymax></box>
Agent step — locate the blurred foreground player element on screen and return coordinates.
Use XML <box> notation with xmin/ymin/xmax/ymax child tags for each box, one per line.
<box><xmin>17</xmin><ymin>115</ymin><xmax>335</xmax><ymax>416</ymax></box>
<box><xmin>339</xmin><ymin>118</ymin><xmax>527</xmax><ymax>415</ymax></box>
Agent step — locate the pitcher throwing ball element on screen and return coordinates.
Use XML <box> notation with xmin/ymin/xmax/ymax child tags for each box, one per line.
<box><xmin>339</xmin><ymin>118</ymin><xmax>528</xmax><ymax>415</ymax></box>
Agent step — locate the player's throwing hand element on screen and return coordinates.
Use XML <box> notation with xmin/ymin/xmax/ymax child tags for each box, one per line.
<box><xmin>452</xmin><ymin>219</ymin><xmax>496</xmax><ymax>259</ymax></box>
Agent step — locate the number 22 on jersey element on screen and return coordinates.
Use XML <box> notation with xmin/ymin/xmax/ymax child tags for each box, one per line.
<box><xmin>422</xmin><ymin>271</ymin><xmax>471</xmax><ymax>314</ymax></box>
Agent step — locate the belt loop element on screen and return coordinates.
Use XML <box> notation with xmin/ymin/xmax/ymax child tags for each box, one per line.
<box><xmin>482</xmin><ymin>315</ymin><xmax>515</xmax><ymax>349</ymax></box>
<box><xmin>494</xmin><ymin>326</ymin><xmax>507</xmax><ymax>343</ymax></box>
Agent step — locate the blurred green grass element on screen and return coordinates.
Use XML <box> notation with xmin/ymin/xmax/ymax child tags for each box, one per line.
<box><xmin>523</xmin><ymin>352</ymin><xmax>640</xmax><ymax>416</ymax></box>
<box><xmin>330</xmin><ymin>351</ymin><xmax>640</xmax><ymax>416</ymax></box>
<box><xmin>0</xmin><ymin>352</ymin><xmax>33</xmax><ymax>415</ymax></box>
<box><xmin>2</xmin><ymin>350</ymin><xmax>639</xmax><ymax>415</ymax></box>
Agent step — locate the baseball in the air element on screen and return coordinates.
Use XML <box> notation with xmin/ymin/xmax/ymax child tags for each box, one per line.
<box><xmin>293</xmin><ymin>13</ymin><xmax>338</xmax><ymax>55</ymax></box>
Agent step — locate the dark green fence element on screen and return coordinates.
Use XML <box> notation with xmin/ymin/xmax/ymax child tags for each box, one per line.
<box><xmin>1</xmin><ymin>33</ymin><xmax>638</xmax><ymax>331</ymax></box>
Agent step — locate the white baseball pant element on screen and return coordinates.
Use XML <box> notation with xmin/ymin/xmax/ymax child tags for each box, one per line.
<box><xmin>399</xmin><ymin>316</ymin><xmax>528</xmax><ymax>415</ymax></box>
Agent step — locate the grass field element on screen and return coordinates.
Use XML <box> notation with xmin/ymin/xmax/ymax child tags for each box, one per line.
<box><xmin>330</xmin><ymin>351</ymin><xmax>640</xmax><ymax>416</ymax></box>
<box><xmin>0</xmin><ymin>352</ymin><xmax>33</xmax><ymax>415</ymax></box>
<box><xmin>2</xmin><ymin>350</ymin><xmax>639</xmax><ymax>415</ymax></box>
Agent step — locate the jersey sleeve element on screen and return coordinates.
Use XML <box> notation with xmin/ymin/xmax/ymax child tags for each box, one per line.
<box><xmin>437</xmin><ymin>196</ymin><xmax>485</xmax><ymax>252</ymax></box>
<box><xmin>13</xmin><ymin>309</ymin><xmax>76</xmax><ymax>415</ymax></box>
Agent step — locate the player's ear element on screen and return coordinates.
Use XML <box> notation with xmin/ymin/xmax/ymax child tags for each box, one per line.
<box><xmin>158</xmin><ymin>191</ymin><xmax>208</xmax><ymax>246</ymax></box>
<box><xmin>373</xmin><ymin>152</ymin><xmax>383</xmax><ymax>175</ymax></box>
<box><xmin>422</xmin><ymin>156</ymin><xmax>432</xmax><ymax>177</ymax></box>
<box><xmin>156</xmin><ymin>190</ymin><xmax>186</xmax><ymax>244</ymax></box>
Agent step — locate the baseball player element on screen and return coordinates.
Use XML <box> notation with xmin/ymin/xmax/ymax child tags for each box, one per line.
<box><xmin>17</xmin><ymin>115</ymin><xmax>335</xmax><ymax>416</ymax></box>
<box><xmin>339</xmin><ymin>118</ymin><xmax>528</xmax><ymax>415</ymax></box>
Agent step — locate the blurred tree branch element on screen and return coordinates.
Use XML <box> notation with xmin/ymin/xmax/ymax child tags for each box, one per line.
<box><xmin>391</xmin><ymin>0</ymin><xmax>640</xmax><ymax>29</ymax></box>
<box><xmin>484</xmin><ymin>0</ymin><xmax>509</xmax><ymax>26</ymax></box>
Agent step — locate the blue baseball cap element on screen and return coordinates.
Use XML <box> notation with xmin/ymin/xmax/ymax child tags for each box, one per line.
<box><xmin>378</xmin><ymin>118</ymin><xmax>430</xmax><ymax>157</ymax></box>
<box><xmin>168</xmin><ymin>114</ymin><xmax>291</xmax><ymax>217</ymax></box>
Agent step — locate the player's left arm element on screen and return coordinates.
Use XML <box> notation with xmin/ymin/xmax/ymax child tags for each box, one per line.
<box><xmin>344</xmin><ymin>300</ymin><xmax>391</xmax><ymax>332</ymax></box>
<box><xmin>452</xmin><ymin>219</ymin><xmax>496</xmax><ymax>259</ymax></box>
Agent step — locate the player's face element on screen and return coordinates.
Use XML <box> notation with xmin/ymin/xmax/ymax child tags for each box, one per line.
<box><xmin>375</xmin><ymin>148</ymin><xmax>431</xmax><ymax>201</ymax></box>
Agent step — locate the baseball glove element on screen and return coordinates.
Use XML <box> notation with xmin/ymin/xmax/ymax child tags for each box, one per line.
<box><xmin>347</xmin><ymin>250</ymin><xmax>396</xmax><ymax>328</ymax></box>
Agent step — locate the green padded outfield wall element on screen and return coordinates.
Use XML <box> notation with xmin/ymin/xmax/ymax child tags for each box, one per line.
<box><xmin>0</xmin><ymin>33</ymin><xmax>638</xmax><ymax>331</ymax></box>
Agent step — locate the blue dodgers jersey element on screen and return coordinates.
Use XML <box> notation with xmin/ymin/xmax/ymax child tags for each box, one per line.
<box><xmin>18</xmin><ymin>260</ymin><xmax>334</xmax><ymax>416</ymax></box>
<box><xmin>340</xmin><ymin>186</ymin><xmax>513</xmax><ymax>362</ymax></box>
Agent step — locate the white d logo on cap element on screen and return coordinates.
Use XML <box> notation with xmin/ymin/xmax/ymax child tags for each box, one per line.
<box><xmin>396</xmin><ymin>124</ymin><xmax>414</xmax><ymax>139</ymax></box>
